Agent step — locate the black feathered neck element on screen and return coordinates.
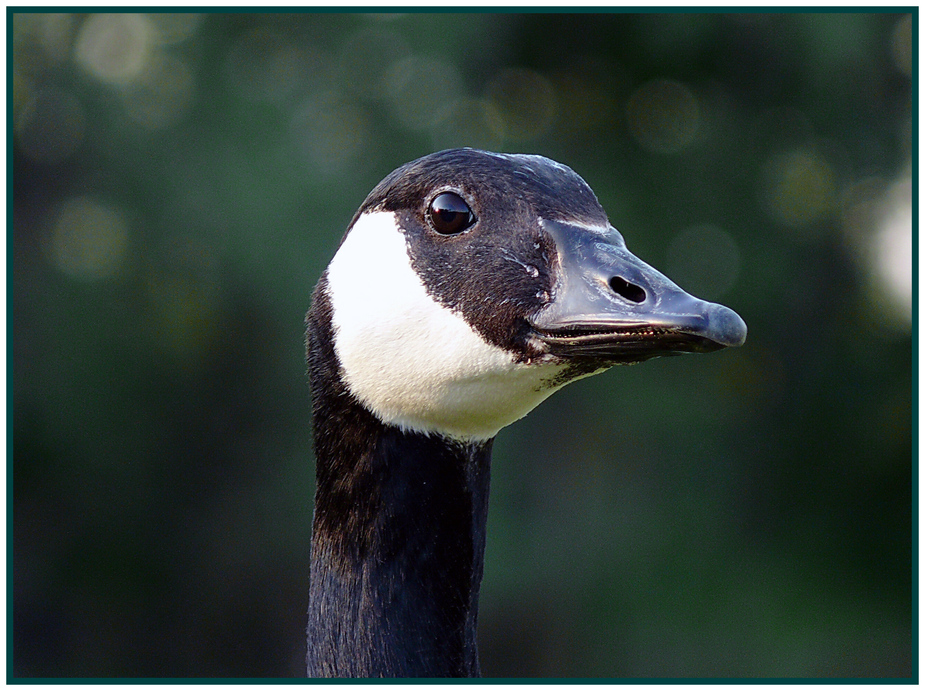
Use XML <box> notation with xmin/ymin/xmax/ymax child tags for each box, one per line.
<box><xmin>306</xmin><ymin>280</ymin><xmax>492</xmax><ymax>678</ymax></box>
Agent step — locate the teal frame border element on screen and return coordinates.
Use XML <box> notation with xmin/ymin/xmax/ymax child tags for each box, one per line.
<box><xmin>6</xmin><ymin>6</ymin><xmax>918</xmax><ymax>684</ymax></box>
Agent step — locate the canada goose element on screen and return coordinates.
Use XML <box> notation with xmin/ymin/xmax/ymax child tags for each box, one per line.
<box><xmin>305</xmin><ymin>148</ymin><xmax>746</xmax><ymax>677</ymax></box>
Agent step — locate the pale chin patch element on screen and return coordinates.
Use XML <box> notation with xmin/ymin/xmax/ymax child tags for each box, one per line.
<box><xmin>324</xmin><ymin>209</ymin><xmax>570</xmax><ymax>441</ymax></box>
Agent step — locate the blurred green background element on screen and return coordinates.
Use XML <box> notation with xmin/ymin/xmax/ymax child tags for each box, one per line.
<box><xmin>12</xmin><ymin>11</ymin><xmax>913</xmax><ymax>679</ymax></box>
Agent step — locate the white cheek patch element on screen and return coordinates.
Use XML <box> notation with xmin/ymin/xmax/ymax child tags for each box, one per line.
<box><xmin>325</xmin><ymin>210</ymin><xmax>570</xmax><ymax>441</ymax></box>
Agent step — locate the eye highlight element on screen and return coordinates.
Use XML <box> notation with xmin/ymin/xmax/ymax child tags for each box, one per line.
<box><xmin>428</xmin><ymin>192</ymin><xmax>476</xmax><ymax>235</ymax></box>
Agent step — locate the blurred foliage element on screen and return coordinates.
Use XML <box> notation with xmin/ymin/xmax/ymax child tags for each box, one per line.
<box><xmin>12</xmin><ymin>10</ymin><xmax>913</xmax><ymax>679</ymax></box>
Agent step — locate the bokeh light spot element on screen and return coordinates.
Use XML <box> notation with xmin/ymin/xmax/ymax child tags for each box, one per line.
<box><xmin>665</xmin><ymin>224</ymin><xmax>741</xmax><ymax>300</ymax></box>
<box><xmin>484</xmin><ymin>68</ymin><xmax>558</xmax><ymax>142</ymax></box>
<box><xmin>626</xmin><ymin>78</ymin><xmax>700</xmax><ymax>154</ymax></box>
<box><xmin>762</xmin><ymin>149</ymin><xmax>836</xmax><ymax>230</ymax></box>
<box><xmin>871</xmin><ymin>174</ymin><xmax>912</xmax><ymax>328</ymax></box>
<box><xmin>74</xmin><ymin>13</ymin><xmax>156</xmax><ymax>86</ymax></box>
<box><xmin>840</xmin><ymin>172</ymin><xmax>912</xmax><ymax>333</ymax></box>
<box><xmin>16</xmin><ymin>88</ymin><xmax>86</xmax><ymax>165</ymax></box>
<box><xmin>48</xmin><ymin>197</ymin><xmax>130</xmax><ymax>281</ymax></box>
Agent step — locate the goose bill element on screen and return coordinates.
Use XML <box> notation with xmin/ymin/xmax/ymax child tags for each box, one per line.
<box><xmin>530</xmin><ymin>219</ymin><xmax>747</xmax><ymax>363</ymax></box>
<box><xmin>532</xmin><ymin>321</ymin><xmax>730</xmax><ymax>362</ymax></box>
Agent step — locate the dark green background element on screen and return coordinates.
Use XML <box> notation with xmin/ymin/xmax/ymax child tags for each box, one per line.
<box><xmin>12</xmin><ymin>11</ymin><xmax>914</xmax><ymax>678</ymax></box>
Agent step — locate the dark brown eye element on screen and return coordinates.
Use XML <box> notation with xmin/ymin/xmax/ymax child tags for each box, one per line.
<box><xmin>428</xmin><ymin>192</ymin><xmax>476</xmax><ymax>235</ymax></box>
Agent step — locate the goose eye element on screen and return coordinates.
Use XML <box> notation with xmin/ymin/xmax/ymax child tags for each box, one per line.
<box><xmin>428</xmin><ymin>192</ymin><xmax>476</xmax><ymax>235</ymax></box>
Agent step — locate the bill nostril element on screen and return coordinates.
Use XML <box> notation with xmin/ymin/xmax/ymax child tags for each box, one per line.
<box><xmin>609</xmin><ymin>276</ymin><xmax>647</xmax><ymax>303</ymax></box>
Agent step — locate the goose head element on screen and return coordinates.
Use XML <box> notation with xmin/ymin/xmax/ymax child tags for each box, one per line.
<box><xmin>318</xmin><ymin>148</ymin><xmax>746</xmax><ymax>441</ymax></box>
